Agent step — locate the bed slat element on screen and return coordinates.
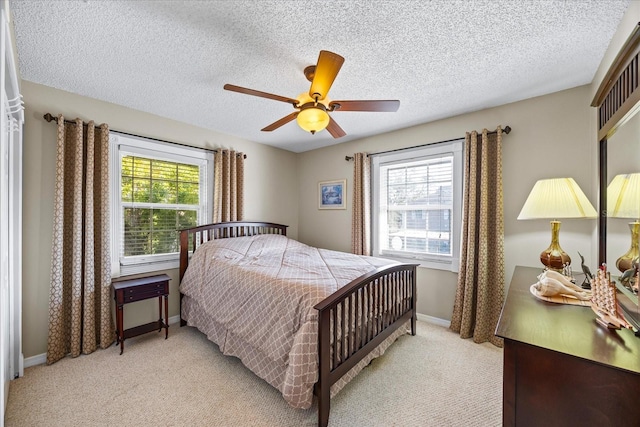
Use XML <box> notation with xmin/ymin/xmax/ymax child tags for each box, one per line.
<box><xmin>314</xmin><ymin>263</ymin><xmax>417</xmax><ymax>427</ymax></box>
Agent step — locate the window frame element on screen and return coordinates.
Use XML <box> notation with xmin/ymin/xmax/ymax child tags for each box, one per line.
<box><xmin>109</xmin><ymin>132</ymin><xmax>213</xmax><ymax>277</ymax></box>
<box><xmin>371</xmin><ymin>140</ymin><xmax>463</xmax><ymax>272</ymax></box>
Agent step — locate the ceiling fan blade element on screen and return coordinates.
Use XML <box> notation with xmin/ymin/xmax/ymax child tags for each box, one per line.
<box><xmin>261</xmin><ymin>112</ymin><xmax>299</xmax><ymax>132</ymax></box>
<box><xmin>224</xmin><ymin>84</ymin><xmax>299</xmax><ymax>106</ymax></box>
<box><xmin>326</xmin><ymin>116</ymin><xmax>346</xmax><ymax>139</ymax></box>
<box><xmin>309</xmin><ymin>50</ymin><xmax>344</xmax><ymax>100</ymax></box>
<box><xmin>329</xmin><ymin>100</ymin><xmax>400</xmax><ymax>112</ymax></box>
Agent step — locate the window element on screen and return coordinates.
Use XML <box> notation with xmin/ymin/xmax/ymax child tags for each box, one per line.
<box><xmin>110</xmin><ymin>133</ymin><xmax>213</xmax><ymax>276</ymax></box>
<box><xmin>372</xmin><ymin>140</ymin><xmax>463</xmax><ymax>271</ymax></box>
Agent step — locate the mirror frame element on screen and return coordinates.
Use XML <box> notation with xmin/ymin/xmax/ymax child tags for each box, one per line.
<box><xmin>592</xmin><ymin>22</ymin><xmax>640</xmax><ymax>329</ymax></box>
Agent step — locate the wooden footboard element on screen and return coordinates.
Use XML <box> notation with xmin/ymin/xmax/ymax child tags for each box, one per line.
<box><xmin>177</xmin><ymin>221</ymin><xmax>417</xmax><ymax>427</ymax></box>
<box><xmin>314</xmin><ymin>263</ymin><xmax>418</xmax><ymax>427</ymax></box>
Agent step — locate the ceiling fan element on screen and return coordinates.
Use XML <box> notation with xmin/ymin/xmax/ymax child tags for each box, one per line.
<box><xmin>223</xmin><ymin>50</ymin><xmax>400</xmax><ymax>138</ymax></box>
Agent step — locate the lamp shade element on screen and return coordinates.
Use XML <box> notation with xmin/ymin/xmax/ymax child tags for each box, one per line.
<box><xmin>518</xmin><ymin>178</ymin><xmax>597</xmax><ymax>220</ymax></box>
<box><xmin>607</xmin><ymin>173</ymin><xmax>640</xmax><ymax>219</ymax></box>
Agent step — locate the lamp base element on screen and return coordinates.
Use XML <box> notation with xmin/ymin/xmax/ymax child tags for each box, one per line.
<box><xmin>540</xmin><ymin>220</ymin><xmax>571</xmax><ymax>272</ymax></box>
<box><xmin>540</xmin><ymin>249</ymin><xmax>571</xmax><ymax>272</ymax></box>
<box><xmin>616</xmin><ymin>221</ymin><xmax>639</xmax><ymax>274</ymax></box>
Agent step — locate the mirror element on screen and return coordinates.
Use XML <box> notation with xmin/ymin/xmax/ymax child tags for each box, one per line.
<box><xmin>606</xmin><ymin>111</ymin><xmax>640</xmax><ymax>305</ymax></box>
<box><xmin>594</xmin><ymin>24</ymin><xmax>640</xmax><ymax>332</ymax></box>
<box><xmin>607</xmin><ymin>112</ymin><xmax>640</xmax><ymax>273</ymax></box>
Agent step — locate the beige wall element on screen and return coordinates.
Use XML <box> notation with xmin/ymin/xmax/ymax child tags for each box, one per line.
<box><xmin>28</xmin><ymin>85</ymin><xmax>596</xmax><ymax>357</ymax></box>
<box><xmin>21</xmin><ymin>2</ymin><xmax>640</xmax><ymax>358</ymax></box>
<box><xmin>21</xmin><ymin>81</ymin><xmax>299</xmax><ymax>358</ymax></box>
<box><xmin>296</xmin><ymin>85</ymin><xmax>597</xmax><ymax>321</ymax></box>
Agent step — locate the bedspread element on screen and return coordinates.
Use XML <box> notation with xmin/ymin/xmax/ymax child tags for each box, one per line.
<box><xmin>179</xmin><ymin>234</ymin><xmax>400</xmax><ymax>408</ymax></box>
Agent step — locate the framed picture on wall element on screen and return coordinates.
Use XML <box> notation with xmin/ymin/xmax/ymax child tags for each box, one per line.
<box><xmin>318</xmin><ymin>179</ymin><xmax>346</xmax><ymax>210</ymax></box>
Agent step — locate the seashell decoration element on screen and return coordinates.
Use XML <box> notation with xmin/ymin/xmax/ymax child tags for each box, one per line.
<box><xmin>534</xmin><ymin>270</ymin><xmax>591</xmax><ymax>300</ymax></box>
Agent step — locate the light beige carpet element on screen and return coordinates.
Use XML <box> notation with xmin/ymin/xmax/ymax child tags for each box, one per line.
<box><xmin>5</xmin><ymin>321</ymin><xmax>502</xmax><ymax>426</ymax></box>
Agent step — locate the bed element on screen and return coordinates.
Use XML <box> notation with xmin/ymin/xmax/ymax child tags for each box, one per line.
<box><xmin>178</xmin><ymin>221</ymin><xmax>417</xmax><ymax>427</ymax></box>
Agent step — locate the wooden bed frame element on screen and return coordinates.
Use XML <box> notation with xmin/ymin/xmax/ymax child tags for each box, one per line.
<box><xmin>178</xmin><ymin>221</ymin><xmax>417</xmax><ymax>427</ymax></box>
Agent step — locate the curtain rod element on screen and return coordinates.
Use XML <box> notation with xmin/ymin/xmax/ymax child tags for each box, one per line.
<box><xmin>345</xmin><ymin>125</ymin><xmax>511</xmax><ymax>161</ymax></box>
<box><xmin>43</xmin><ymin>113</ymin><xmax>247</xmax><ymax>159</ymax></box>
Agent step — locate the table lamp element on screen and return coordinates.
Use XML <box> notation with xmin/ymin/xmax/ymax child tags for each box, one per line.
<box><xmin>607</xmin><ymin>173</ymin><xmax>640</xmax><ymax>273</ymax></box>
<box><xmin>518</xmin><ymin>178</ymin><xmax>597</xmax><ymax>271</ymax></box>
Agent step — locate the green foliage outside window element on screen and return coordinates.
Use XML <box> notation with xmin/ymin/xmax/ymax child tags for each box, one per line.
<box><xmin>121</xmin><ymin>155</ymin><xmax>200</xmax><ymax>256</ymax></box>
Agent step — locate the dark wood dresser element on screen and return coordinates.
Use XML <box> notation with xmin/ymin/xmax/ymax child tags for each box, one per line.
<box><xmin>495</xmin><ymin>266</ymin><xmax>640</xmax><ymax>427</ymax></box>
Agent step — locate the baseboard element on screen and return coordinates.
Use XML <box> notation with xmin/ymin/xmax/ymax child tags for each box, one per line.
<box><xmin>24</xmin><ymin>316</ymin><xmax>183</xmax><ymax>369</ymax></box>
<box><xmin>18</xmin><ymin>353</ymin><xmax>24</xmax><ymax>377</ymax></box>
<box><xmin>417</xmin><ymin>313</ymin><xmax>451</xmax><ymax>328</ymax></box>
<box><xmin>24</xmin><ymin>353</ymin><xmax>46</xmax><ymax>369</ymax></box>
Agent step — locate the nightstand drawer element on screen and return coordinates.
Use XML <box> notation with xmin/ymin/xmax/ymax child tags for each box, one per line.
<box><xmin>113</xmin><ymin>275</ymin><xmax>169</xmax><ymax>305</ymax></box>
<box><xmin>124</xmin><ymin>282</ymin><xmax>167</xmax><ymax>303</ymax></box>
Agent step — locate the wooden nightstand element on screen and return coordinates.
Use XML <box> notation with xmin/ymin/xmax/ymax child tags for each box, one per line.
<box><xmin>113</xmin><ymin>274</ymin><xmax>170</xmax><ymax>355</ymax></box>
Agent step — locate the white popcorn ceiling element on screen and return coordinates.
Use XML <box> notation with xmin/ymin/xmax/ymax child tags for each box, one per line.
<box><xmin>9</xmin><ymin>0</ymin><xmax>630</xmax><ymax>153</ymax></box>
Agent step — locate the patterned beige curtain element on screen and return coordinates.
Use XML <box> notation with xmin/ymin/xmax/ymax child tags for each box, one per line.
<box><xmin>351</xmin><ymin>153</ymin><xmax>371</xmax><ymax>255</ymax></box>
<box><xmin>450</xmin><ymin>127</ymin><xmax>505</xmax><ymax>347</ymax></box>
<box><xmin>47</xmin><ymin>116</ymin><xmax>113</xmax><ymax>364</ymax></box>
<box><xmin>213</xmin><ymin>149</ymin><xmax>245</xmax><ymax>222</ymax></box>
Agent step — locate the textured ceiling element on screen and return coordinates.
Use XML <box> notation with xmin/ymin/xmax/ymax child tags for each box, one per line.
<box><xmin>9</xmin><ymin>0</ymin><xmax>629</xmax><ymax>153</ymax></box>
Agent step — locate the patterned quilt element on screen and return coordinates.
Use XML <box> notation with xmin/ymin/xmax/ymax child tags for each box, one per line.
<box><xmin>179</xmin><ymin>234</ymin><xmax>402</xmax><ymax>408</ymax></box>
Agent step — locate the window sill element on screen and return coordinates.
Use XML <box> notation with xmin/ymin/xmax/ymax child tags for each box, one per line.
<box><xmin>113</xmin><ymin>259</ymin><xmax>179</xmax><ymax>278</ymax></box>
<box><xmin>376</xmin><ymin>253</ymin><xmax>459</xmax><ymax>273</ymax></box>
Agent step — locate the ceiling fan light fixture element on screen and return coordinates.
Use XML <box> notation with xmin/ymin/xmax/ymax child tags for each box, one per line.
<box><xmin>223</xmin><ymin>50</ymin><xmax>398</xmax><ymax>139</ymax></box>
<box><xmin>297</xmin><ymin>103</ymin><xmax>330</xmax><ymax>134</ymax></box>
